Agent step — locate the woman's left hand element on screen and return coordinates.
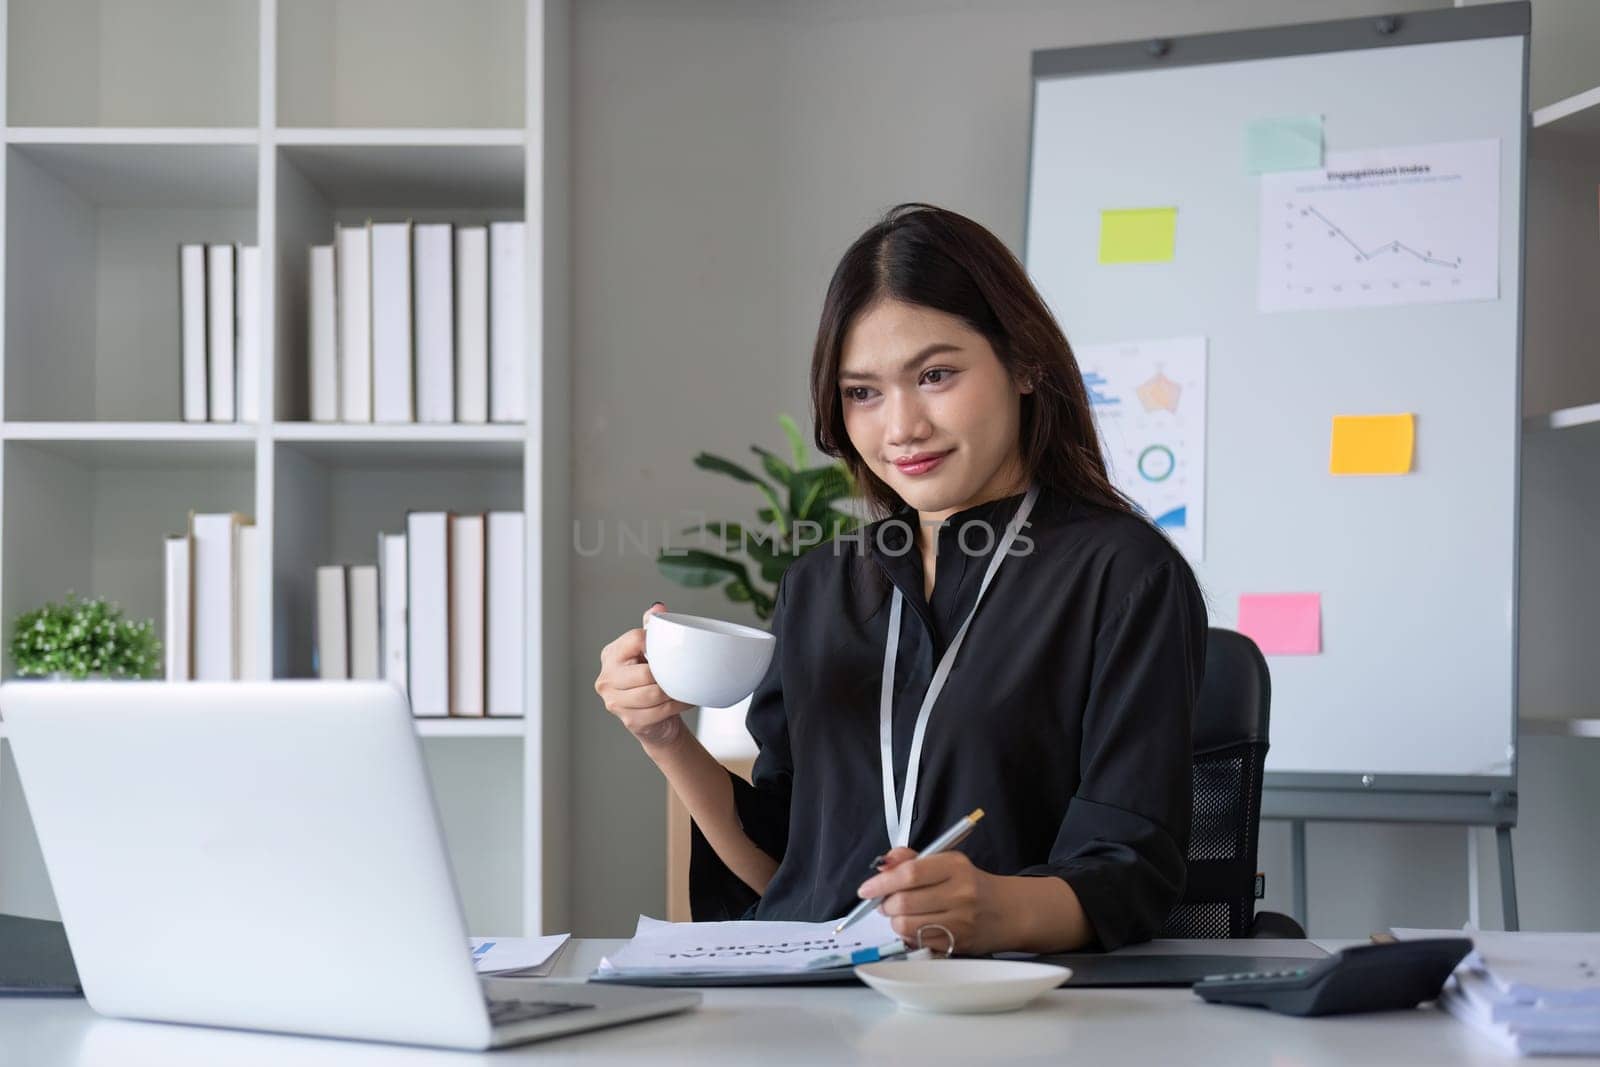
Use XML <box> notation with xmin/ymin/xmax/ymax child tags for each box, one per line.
<box><xmin>856</xmin><ymin>848</ymin><xmax>1008</xmax><ymax>956</ymax></box>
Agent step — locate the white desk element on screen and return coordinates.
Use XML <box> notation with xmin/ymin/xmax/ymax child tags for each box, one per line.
<box><xmin>0</xmin><ymin>939</ymin><xmax>1584</xmax><ymax>1065</ymax></box>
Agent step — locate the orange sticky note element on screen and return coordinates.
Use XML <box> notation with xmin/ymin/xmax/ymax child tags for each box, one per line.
<box><xmin>1237</xmin><ymin>593</ymin><xmax>1321</xmax><ymax>656</ymax></box>
<box><xmin>1329</xmin><ymin>414</ymin><xmax>1414</xmax><ymax>475</ymax></box>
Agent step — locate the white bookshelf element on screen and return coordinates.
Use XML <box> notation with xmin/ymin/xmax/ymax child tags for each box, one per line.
<box><xmin>0</xmin><ymin>0</ymin><xmax>572</xmax><ymax>937</ymax></box>
<box><xmin>1520</xmin><ymin>82</ymin><xmax>1600</xmax><ymax>753</ymax></box>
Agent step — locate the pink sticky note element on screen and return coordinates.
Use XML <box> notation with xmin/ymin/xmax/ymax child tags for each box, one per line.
<box><xmin>1237</xmin><ymin>593</ymin><xmax>1321</xmax><ymax>656</ymax></box>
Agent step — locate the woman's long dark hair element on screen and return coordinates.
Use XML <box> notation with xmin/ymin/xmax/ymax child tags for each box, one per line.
<box><xmin>810</xmin><ymin>202</ymin><xmax>1136</xmax><ymax>520</ymax></box>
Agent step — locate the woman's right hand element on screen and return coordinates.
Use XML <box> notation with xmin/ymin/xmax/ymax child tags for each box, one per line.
<box><xmin>594</xmin><ymin>603</ymin><xmax>694</xmax><ymax>747</ymax></box>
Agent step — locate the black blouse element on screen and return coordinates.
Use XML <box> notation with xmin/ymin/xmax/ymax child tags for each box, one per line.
<box><xmin>688</xmin><ymin>485</ymin><xmax>1207</xmax><ymax>950</ymax></box>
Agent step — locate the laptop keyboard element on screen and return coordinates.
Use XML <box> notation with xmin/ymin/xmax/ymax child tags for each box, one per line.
<box><xmin>486</xmin><ymin>997</ymin><xmax>597</xmax><ymax>1027</ymax></box>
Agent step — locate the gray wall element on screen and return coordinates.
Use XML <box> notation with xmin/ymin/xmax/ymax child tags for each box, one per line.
<box><xmin>567</xmin><ymin>0</ymin><xmax>1600</xmax><ymax>937</ymax></box>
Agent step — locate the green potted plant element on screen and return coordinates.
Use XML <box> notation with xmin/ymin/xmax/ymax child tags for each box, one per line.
<box><xmin>656</xmin><ymin>415</ymin><xmax>861</xmax><ymax>623</ymax></box>
<box><xmin>9</xmin><ymin>593</ymin><xmax>162</xmax><ymax>680</ymax></box>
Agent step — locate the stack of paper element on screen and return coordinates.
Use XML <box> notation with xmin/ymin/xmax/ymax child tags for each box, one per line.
<box><xmin>1394</xmin><ymin>929</ymin><xmax>1600</xmax><ymax>1056</ymax></box>
<box><xmin>596</xmin><ymin>913</ymin><xmax>900</xmax><ymax>980</ymax></box>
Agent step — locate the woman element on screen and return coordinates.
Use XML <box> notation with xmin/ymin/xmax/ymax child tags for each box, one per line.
<box><xmin>595</xmin><ymin>203</ymin><xmax>1205</xmax><ymax>954</ymax></box>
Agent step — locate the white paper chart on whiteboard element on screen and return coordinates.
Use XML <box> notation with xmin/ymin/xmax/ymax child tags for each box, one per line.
<box><xmin>1257</xmin><ymin>138</ymin><xmax>1500</xmax><ymax>312</ymax></box>
<box><xmin>1077</xmin><ymin>337</ymin><xmax>1208</xmax><ymax>562</ymax></box>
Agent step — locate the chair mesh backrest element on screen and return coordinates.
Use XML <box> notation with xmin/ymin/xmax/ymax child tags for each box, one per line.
<box><xmin>1158</xmin><ymin>738</ymin><xmax>1269</xmax><ymax>939</ymax></box>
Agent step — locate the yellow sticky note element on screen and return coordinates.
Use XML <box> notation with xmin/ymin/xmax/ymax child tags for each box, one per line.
<box><xmin>1099</xmin><ymin>207</ymin><xmax>1177</xmax><ymax>264</ymax></box>
<box><xmin>1329</xmin><ymin>414</ymin><xmax>1415</xmax><ymax>475</ymax></box>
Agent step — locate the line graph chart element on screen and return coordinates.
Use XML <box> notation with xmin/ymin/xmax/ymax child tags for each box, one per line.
<box><xmin>1258</xmin><ymin>139</ymin><xmax>1498</xmax><ymax>312</ymax></box>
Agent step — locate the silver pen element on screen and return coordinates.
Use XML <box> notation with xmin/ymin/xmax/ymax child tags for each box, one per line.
<box><xmin>833</xmin><ymin>808</ymin><xmax>985</xmax><ymax>935</ymax></box>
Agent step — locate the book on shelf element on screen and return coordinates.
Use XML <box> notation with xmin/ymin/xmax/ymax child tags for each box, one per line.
<box><xmin>348</xmin><ymin>564</ymin><xmax>381</xmax><ymax>681</ymax></box>
<box><xmin>301</xmin><ymin>219</ymin><xmax>522</xmax><ymax>426</ymax></box>
<box><xmin>179</xmin><ymin>244</ymin><xmax>208</xmax><ymax>423</ymax></box>
<box><xmin>407</xmin><ymin>512</ymin><xmax>451</xmax><ymax>717</ymax></box>
<box><xmin>371</xmin><ymin>221</ymin><xmax>415</xmax><ymax>423</ymax></box>
<box><xmin>486</xmin><ymin>512</ymin><xmax>525</xmax><ymax>718</ymax></box>
<box><xmin>337</xmin><ymin>223</ymin><xmax>374</xmax><ymax>423</ymax></box>
<box><xmin>456</xmin><ymin>225</ymin><xmax>490</xmax><ymax>424</ymax></box>
<box><xmin>163</xmin><ymin>534</ymin><xmax>192</xmax><ymax>680</ymax></box>
<box><xmin>206</xmin><ymin>244</ymin><xmax>237</xmax><ymax>423</ymax></box>
<box><xmin>188</xmin><ymin>512</ymin><xmax>252</xmax><ymax>681</ymax></box>
<box><xmin>236</xmin><ymin>524</ymin><xmax>264</xmax><ymax>680</ymax></box>
<box><xmin>237</xmin><ymin>245</ymin><xmax>262</xmax><ymax>424</ymax></box>
<box><xmin>309</xmin><ymin>244</ymin><xmax>339</xmax><ymax>422</ymax></box>
<box><xmin>450</xmin><ymin>514</ymin><xmax>486</xmax><ymax>718</ymax></box>
<box><xmin>379</xmin><ymin>532</ymin><xmax>409</xmax><ymax>694</ymax></box>
<box><xmin>315</xmin><ymin>565</ymin><xmax>349</xmax><ymax>680</ymax></box>
<box><xmin>488</xmin><ymin>221</ymin><xmax>526</xmax><ymax>424</ymax></box>
<box><xmin>414</xmin><ymin>222</ymin><xmax>456</xmax><ymax>424</ymax></box>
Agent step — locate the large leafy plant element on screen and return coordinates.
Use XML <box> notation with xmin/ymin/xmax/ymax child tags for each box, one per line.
<box><xmin>10</xmin><ymin>593</ymin><xmax>161</xmax><ymax>679</ymax></box>
<box><xmin>656</xmin><ymin>415</ymin><xmax>860</xmax><ymax>621</ymax></box>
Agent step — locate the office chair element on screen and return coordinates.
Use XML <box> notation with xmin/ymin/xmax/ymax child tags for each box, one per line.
<box><xmin>1159</xmin><ymin>627</ymin><xmax>1306</xmax><ymax>939</ymax></box>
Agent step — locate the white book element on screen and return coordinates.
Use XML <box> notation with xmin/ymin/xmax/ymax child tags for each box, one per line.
<box><xmin>190</xmin><ymin>512</ymin><xmax>243</xmax><ymax>681</ymax></box>
<box><xmin>236</xmin><ymin>524</ymin><xmax>263</xmax><ymax>680</ymax></box>
<box><xmin>413</xmin><ymin>222</ymin><xmax>455</xmax><ymax>423</ymax></box>
<box><xmin>309</xmin><ymin>244</ymin><xmax>338</xmax><ymax>422</ymax></box>
<box><xmin>163</xmin><ymin>534</ymin><xmax>192</xmax><ymax>681</ymax></box>
<box><xmin>488</xmin><ymin>221</ymin><xmax>526</xmax><ymax>423</ymax></box>
<box><xmin>486</xmin><ymin>512</ymin><xmax>525</xmax><ymax>718</ymax></box>
<box><xmin>315</xmin><ymin>565</ymin><xmax>349</xmax><ymax>680</ymax></box>
<box><xmin>206</xmin><ymin>244</ymin><xmax>236</xmax><ymax>422</ymax></box>
<box><xmin>455</xmin><ymin>226</ymin><xmax>489</xmax><ymax>424</ymax></box>
<box><xmin>337</xmin><ymin>223</ymin><xmax>373</xmax><ymax>423</ymax></box>
<box><xmin>370</xmin><ymin>221</ymin><xmax>414</xmax><ymax>423</ymax></box>
<box><xmin>450</xmin><ymin>514</ymin><xmax>486</xmax><ymax>717</ymax></box>
<box><xmin>237</xmin><ymin>245</ymin><xmax>262</xmax><ymax>423</ymax></box>
<box><xmin>348</xmin><ymin>564</ymin><xmax>380</xmax><ymax>681</ymax></box>
<box><xmin>379</xmin><ymin>532</ymin><xmax>408</xmax><ymax>694</ymax></box>
<box><xmin>407</xmin><ymin>512</ymin><xmax>450</xmax><ymax>717</ymax></box>
<box><xmin>179</xmin><ymin>244</ymin><xmax>208</xmax><ymax>422</ymax></box>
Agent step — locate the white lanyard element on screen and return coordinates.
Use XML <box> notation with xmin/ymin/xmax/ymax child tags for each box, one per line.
<box><xmin>879</xmin><ymin>485</ymin><xmax>1039</xmax><ymax>848</ymax></box>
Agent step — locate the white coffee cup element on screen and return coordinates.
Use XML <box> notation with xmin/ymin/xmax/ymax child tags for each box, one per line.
<box><xmin>643</xmin><ymin>611</ymin><xmax>775</xmax><ymax>708</ymax></box>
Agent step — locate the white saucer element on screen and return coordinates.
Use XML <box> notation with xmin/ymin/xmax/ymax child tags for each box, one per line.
<box><xmin>854</xmin><ymin>959</ymin><xmax>1072</xmax><ymax>1014</ymax></box>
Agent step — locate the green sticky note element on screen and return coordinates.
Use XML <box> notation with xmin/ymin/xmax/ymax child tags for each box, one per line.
<box><xmin>1246</xmin><ymin>115</ymin><xmax>1323</xmax><ymax>173</ymax></box>
<box><xmin>1098</xmin><ymin>208</ymin><xmax>1177</xmax><ymax>264</ymax></box>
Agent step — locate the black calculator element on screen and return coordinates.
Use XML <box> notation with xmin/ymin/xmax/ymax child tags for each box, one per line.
<box><xmin>1193</xmin><ymin>938</ymin><xmax>1472</xmax><ymax>1017</ymax></box>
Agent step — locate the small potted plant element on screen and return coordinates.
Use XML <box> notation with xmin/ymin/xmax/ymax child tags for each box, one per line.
<box><xmin>9</xmin><ymin>594</ymin><xmax>161</xmax><ymax>680</ymax></box>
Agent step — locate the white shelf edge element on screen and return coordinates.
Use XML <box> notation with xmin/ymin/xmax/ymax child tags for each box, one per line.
<box><xmin>1532</xmin><ymin>86</ymin><xmax>1600</xmax><ymax>130</ymax></box>
<box><xmin>2</xmin><ymin>421</ymin><xmax>260</xmax><ymax>442</ymax></box>
<box><xmin>272</xmin><ymin>423</ymin><xmax>527</xmax><ymax>443</ymax></box>
<box><xmin>1519</xmin><ymin>717</ymin><xmax>1600</xmax><ymax>739</ymax></box>
<box><xmin>275</xmin><ymin>128</ymin><xmax>526</xmax><ymax>147</ymax></box>
<box><xmin>5</xmin><ymin>127</ymin><xmax>260</xmax><ymax>146</ymax></box>
<box><xmin>415</xmin><ymin>718</ymin><xmax>526</xmax><ymax>738</ymax></box>
<box><xmin>1523</xmin><ymin>401</ymin><xmax>1600</xmax><ymax>433</ymax></box>
<box><xmin>0</xmin><ymin>718</ymin><xmax>527</xmax><ymax>740</ymax></box>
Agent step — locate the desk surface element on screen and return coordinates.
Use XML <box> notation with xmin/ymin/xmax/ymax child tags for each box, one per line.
<box><xmin>1</xmin><ymin>939</ymin><xmax>1587</xmax><ymax>1065</ymax></box>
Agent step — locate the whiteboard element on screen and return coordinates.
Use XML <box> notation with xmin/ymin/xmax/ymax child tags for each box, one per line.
<box><xmin>1024</xmin><ymin>12</ymin><xmax>1526</xmax><ymax>782</ymax></box>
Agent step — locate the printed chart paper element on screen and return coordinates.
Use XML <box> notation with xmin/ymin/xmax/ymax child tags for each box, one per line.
<box><xmin>1258</xmin><ymin>139</ymin><xmax>1499</xmax><ymax>312</ymax></box>
<box><xmin>1077</xmin><ymin>337</ymin><xmax>1207</xmax><ymax>561</ymax></box>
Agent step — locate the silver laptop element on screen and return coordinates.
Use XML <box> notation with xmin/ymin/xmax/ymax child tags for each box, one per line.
<box><xmin>0</xmin><ymin>680</ymin><xmax>698</xmax><ymax>1050</ymax></box>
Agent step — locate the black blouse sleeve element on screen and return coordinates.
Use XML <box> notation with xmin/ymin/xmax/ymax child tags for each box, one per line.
<box><xmin>1017</xmin><ymin>559</ymin><xmax>1205</xmax><ymax>950</ymax></box>
<box><xmin>688</xmin><ymin>575</ymin><xmax>794</xmax><ymax>921</ymax></box>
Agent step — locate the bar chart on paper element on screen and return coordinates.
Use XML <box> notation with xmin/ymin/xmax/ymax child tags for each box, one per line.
<box><xmin>1257</xmin><ymin>139</ymin><xmax>1499</xmax><ymax>312</ymax></box>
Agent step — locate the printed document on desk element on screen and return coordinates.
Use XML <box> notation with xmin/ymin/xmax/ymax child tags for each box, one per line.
<box><xmin>597</xmin><ymin>913</ymin><xmax>900</xmax><ymax>979</ymax></box>
<box><xmin>470</xmin><ymin>934</ymin><xmax>570</xmax><ymax>977</ymax></box>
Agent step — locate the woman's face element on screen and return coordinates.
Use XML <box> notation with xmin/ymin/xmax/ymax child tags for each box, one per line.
<box><xmin>838</xmin><ymin>298</ymin><xmax>1031</xmax><ymax>520</ymax></box>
